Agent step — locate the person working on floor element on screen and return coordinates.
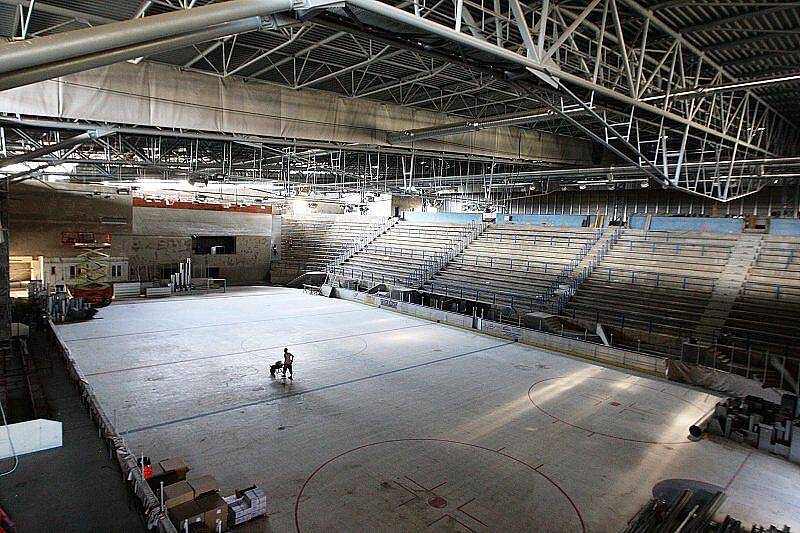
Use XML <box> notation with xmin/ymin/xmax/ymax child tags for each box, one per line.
<box><xmin>282</xmin><ymin>348</ymin><xmax>294</xmax><ymax>379</ymax></box>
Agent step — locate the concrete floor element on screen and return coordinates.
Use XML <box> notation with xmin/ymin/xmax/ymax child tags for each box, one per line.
<box><xmin>56</xmin><ymin>287</ymin><xmax>800</xmax><ymax>532</ymax></box>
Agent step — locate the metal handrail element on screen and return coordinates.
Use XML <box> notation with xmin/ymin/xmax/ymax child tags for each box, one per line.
<box><xmin>619</xmin><ymin>239</ymin><xmax>734</xmax><ymax>255</ymax></box>
<box><xmin>591</xmin><ymin>266</ymin><xmax>717</xmax><ymax>289</ymax></box>
<box><xmin>327</xmin><ymin>217</ymin><xmax>396</xmax><ymax>270</ymax></box>
<box><xmin>741</xmin><ymin>280</ymin><xmax>800</xmax><ymax>300</ymax></box>
<box><xmin>426</xmin><ymin>281</ymin><xmax>549</xmax><ymax>311</ymax></box>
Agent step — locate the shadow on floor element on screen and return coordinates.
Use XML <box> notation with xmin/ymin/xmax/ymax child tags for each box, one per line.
<box><xmin>0</xmin><ymin>325</ymin><xmax>147</xmax><ymax>532</ymax></box>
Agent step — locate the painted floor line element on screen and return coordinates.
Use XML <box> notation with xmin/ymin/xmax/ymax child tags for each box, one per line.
<box><xmin>62</xmin><ymin>307</ymin><xmax>371</xmax><ymax>342</ymax></box>
<box><xmin>125</xmin><ymin>340</ymin><xmax>516</xmax><ymax>435</ymax></box>
<box><xmin>85</xmin><ymin>322</ymin><xmax>434</xmax><ymax>377</ymax></box>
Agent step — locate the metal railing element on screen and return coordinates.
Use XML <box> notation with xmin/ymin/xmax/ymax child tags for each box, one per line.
<box><xmin>327</xmin><ymin>217</ymin><xmax>397</xmax><ymax>270</ymax></box>
<box><xmin>680</xmin><ymin>335</ymin><xmax>800</xmax><ymax>394</ymax></box>
<box><xmin>327</xmin><ymin>265</ymin><xmax>419</xmax><ymax>288</ymax></box>
<box><xmin>425</xmin><ymin>280</ymin><xmax>550</xmax><ymax>311</ymax></box>
<box><xmin>328</xmin><ymin>221</ymin><xmax>489</xmax><ymax>289</ymax></box>
<box><xmin>590</xmin><ymin>266</ymin><xmax>717</xmax><ymax>291</ymax></box>
<box><xmin>480</xmin><ymin>231</ymin><xmax>600</xmax><ymax>248</ymax></box>
<box><xmin>553</xmin><ymin>228</ymin><xmax>621</xmax><ymax>314</ymax></box>
<box><xmin>620</xmin><ymin>239</ymin><xmax>733</xmax><ymax>256</ymax></box>
<box><xmin>449</xmin><ymin>253</ymin><xmax>570</xmax><ymax>275</ymax></box>
<box><xmin>741</xmin><ymin>280</ymin><xmax>800</xmax><ymax>300</ymax></box>
<box><xmin>415</xmin><ymin>221</ymin><xmax>488</xmax><ymax>285</ymax></box>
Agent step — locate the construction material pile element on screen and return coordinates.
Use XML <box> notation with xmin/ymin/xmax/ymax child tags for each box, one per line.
<box><xmin>625</xmin><ymin>488</ymin><xmax>791</xmax><ymax>533</ymax></box>
<box><xmin>224</xmin><ymin>486</ymin><xmax>268</xmax><ymax>526</ymax></box>
<box><xmin>692</xmin><ymin>394</ymin><xmax>800</xmax><ymax>464</ymax></box>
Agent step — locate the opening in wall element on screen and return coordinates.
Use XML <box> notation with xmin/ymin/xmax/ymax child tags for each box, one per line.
<box><xmin>192</xmin><ymin>236</ymin><xmax>236</xmax><ymax>255</ymax></box>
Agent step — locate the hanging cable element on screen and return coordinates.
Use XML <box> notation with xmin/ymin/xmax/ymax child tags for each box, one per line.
<box><xmin>0</xmin><ymin>397</ymin><xmax>19</xmax><ymax>478</ymax></box>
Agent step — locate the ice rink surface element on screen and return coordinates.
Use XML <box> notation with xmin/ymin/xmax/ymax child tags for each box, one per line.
<box><xmin>56</xmin><ymin>287</ymin><xmax>800</xmax><ymax>532</ymax></box>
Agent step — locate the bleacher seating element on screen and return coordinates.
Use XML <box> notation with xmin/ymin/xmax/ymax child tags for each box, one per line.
<box><xmin>332</xmin><ymin>220</ymin><xmax>473</xmax><ymax>287</ymax></box>
<box><xmin>272</xmin><ymin>215</ymin><xmax>387</xmax><ymax>283</ymax></box>
<box><xmin>560</xmin><ymin>229</ymin><xmax>736</xmax><ymax>354</ymax></box>
<box><xmin>724</xmin><ymin>235</ymin><xmax>800</xmax><ymax>360</ymax></box>
<box><xmin>302</xmin><ymin>213</ymin><xmax>800</xmax><ymax>388</ymax></box>
<box><xmin>424</xmin><ymin>225</ymin><xmax>601</xmax><ymax>311</ymax></box>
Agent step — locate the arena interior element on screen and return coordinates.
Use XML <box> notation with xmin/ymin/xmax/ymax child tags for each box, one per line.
<box><xmin>0</xmin><ymin>1</ymin><xmax>798</xmax><ymax>532</ymax></box>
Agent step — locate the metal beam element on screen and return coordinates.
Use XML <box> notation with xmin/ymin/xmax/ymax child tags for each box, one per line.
<box><xmin>682</xmin><ymin>4</ymin><xmax>800</xmax><ymax>34</ymax></box>
<box><xmin>0</xmin><ymin>0</ymin><xmax>298</xmax><ymax>75</ymax></box>
<box><xmin>0</xmin><ymin>0</ymin><xmax>116</xmax><ymax>25</ymax></box>
<box><xmin>347</xmin><ymin>0</ymin><xmax>778</xmax><ymax>155</ymax></box>
<box><xmin>388</xmin><ymin>108</ymin><xmax>586</xmax><ymax>143</ymax></box>
<box><xmin>0</xmin><ymin>18</ymin><xmax>263</xmax><ymax>91</ymax></box>
<box><xmin>0</xmin><ymin>129</ymin><xmax>112</xmax><ymax>168</ymax></box>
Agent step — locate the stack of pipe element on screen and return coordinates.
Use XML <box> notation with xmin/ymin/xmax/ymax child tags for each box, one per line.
<box><xmin>170</xmin><ymin>258</ymin><xmax>192</xmax><ymax>292</ymax></box>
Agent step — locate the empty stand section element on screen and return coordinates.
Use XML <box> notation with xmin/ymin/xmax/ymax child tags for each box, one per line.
<box><xmin>329</xmin><ymin>220</ymin><xmax>477</xmax><ymax>287</ymax></box>
<box><xmin>272</xmin><ymin>215</ymin><xmax>388</xmax><ymax>283</ymax></box>
<box><xmin>424</xmin><ymin>224</ymin><xmax>601</xmax><ymax>311</ymax></box>
<box><xmin>560</xmin><ymin>229</ymin><xmax>737</xmax><ymax>355</ymax></box>
<box><xmin>723</xmin><ymin>235</ymin><xmax>800</xmax><ymax>382</ymax></box>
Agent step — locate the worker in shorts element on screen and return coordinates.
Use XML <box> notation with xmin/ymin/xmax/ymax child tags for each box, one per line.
<box><xmin>282</xmin><ymin>348</ymin><xmax>294</xmax><ymax>379</ymax></box>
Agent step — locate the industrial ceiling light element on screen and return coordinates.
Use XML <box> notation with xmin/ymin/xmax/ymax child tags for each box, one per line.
<box><xmin>291</xmin><ymin>198</ymin><xmax>310</xmax><ymax>214</ymax></box>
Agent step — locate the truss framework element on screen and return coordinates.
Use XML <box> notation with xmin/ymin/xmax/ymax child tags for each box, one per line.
<box><xmin>0</xmin><ymin>0</ymin><xmax>798</xmax><ymax>203</ymax></box>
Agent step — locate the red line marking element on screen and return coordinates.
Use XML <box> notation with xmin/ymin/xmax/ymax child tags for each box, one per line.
<box><xmin>527</xmin><ymin>376</ymin><xmax>705</xmax><ymax>445</ymax></box>
<box><xmin>724</xmin><ymin>450</ymin><xmax>753</xmax><ymax>491</ymax></box>
<box><xmin>293</xmin><ymin>438</ymin><xmax>586</xmax><ymax>533</ymax></box>
<box><xmin>457</xmin><ymin>498</ymin><xmax>490</xmax><ymax>528</ymax></box>
<box><xmin>427</xmin><ymin>513</ymin><xmax>478</xmax><ymax>533</ymax></box>
<box><xmin>394</xmin><ymin>481</ymin><xmax>419</xmax><ymax>507</ymax></box>
<box><xmin>404</xmin><ymin>475</ymin><xmax>447</xmax><ymax>493</ymax></box>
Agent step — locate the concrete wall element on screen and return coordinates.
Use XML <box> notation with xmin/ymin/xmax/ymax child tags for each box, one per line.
<box><xmin>9</xmin><ymin>182</ymin><xmax>275</xmax><ymax>284</ymax></box>
<box><xmin>770</xmin><ymin>219</ymin><xmax>800</xmax><ymax>236</ymax></box>
<box><xmin>629</xmin><ymin>216</ymin><xmax>745</xmax><ymax>233</ymax></box>
<box><xmin>392</xmin><ymin>195</ymin><xmax>423</xmax><ymax>217</ymax></box>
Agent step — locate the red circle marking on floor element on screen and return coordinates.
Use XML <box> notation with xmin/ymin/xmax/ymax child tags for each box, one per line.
<box><xmin>294</xmin><ymin>438</ymin><xmax>586</xmax><ymax>533</ymax></box>
<box><xmin>427</xmin><ymin>496</ymin><xmax>448</xmax><ymax>509</ymax></box>
<box><xmin>527</xmin><ymin>376</ymin><xmax>707</xmax><ymax>445</ymax></box>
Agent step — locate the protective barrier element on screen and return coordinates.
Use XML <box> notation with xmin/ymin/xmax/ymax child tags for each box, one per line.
<box><xmin>48</xmin><ymin>322</ymin><xmax>177</xmax><ymax>533</ymax></box>
<box><xmin>332</xmin><ymin>286</ymin><xmax>667</xmax><ymax>376</ymax></box>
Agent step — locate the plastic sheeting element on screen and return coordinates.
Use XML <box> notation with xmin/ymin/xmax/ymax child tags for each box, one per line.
<box><xmin>0</xmin><ymin>61</ymin><xmax>595</xmax><ymax>163</ymax></box>
<box><xmin>666</xmin><ymin>360</ymin><xmax>782</xmax><ymax>403</ymax></box>
<box><xmin>49</xmin><ymin>322</ymin><xmax>177</xmax><ymax>533</ymax></box>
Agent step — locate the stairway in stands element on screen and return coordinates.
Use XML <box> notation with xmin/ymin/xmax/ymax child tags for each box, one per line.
<box><xmin>696</xmin><ymin>233</ymin><xmax>763</xmax><ymax>345</ymax></box>
<box><xmin>554</xmin><ymin>227</ymin><xmax>619</xmax><ymax>313</ymax></box>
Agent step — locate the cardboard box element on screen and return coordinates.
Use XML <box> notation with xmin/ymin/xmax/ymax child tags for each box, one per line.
<box><xmin>169</xmin><ymin>499</ymin><xmax>205</xmax><ymax>530</ymax></box>
<box><xmin>148</xmin><ymin>458</ymin><xmax>189</xmax><ymax>490</ymax></box>
<box><xmin>163</xmin><ymin>481</ymin><xmax>194</xmax><ymax>509</ymax></box>
<box><xmin>196</xmin><ymin>492</ymin><xmax>228</xmax><ymax>532</ymax></box>
<box><xmin>160</xmin><ymin>458</ymin><xmax>189</xmax><ymax>478</ymax></box>
<box><xmin>188</xmin><ymin>475</ymin><xmax>220</xmax><ymax>498</ymax></box>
